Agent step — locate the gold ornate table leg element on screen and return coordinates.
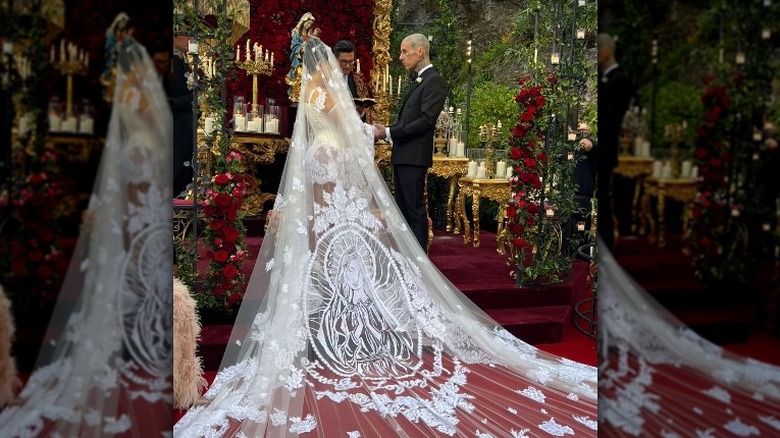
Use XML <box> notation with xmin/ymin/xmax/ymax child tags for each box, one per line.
<box><xmin>631</xmin><ymin>175</ymin><xmax>644</xmax><ymax>233</ymax></box>
<box><xmin>446</xmin><ymin>175</ymin><xmax>457</xmax><ymax>232</ymax></box>
<box><xmin>472</xmin><ymin>187</ymin><xmax>482</xmax><ymax>247</ymax></box>
<box><xmin>460</xmin><ymin>189</ymin><xmax>471</xmax><ymax>244</ymax></box>
<box><xmin>496</xmin><ymin>205</ymin><xmax>506</xmax><ymax>255</ymax></box>
<box><xmin>681</xmin><ymin>203</ymin><xmax>692</xmax><ymax>254</ymax></box>
<box><xmin>657</xmin><ymin>186</ymin><xmax>667</xmax><ymax>248</ymax></box>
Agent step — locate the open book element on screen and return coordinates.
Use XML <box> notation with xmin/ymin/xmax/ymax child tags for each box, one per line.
<box><xmin>353</xmin><ymin>97</ymin><xmax>377</xmax><ymax>108</ymax></box>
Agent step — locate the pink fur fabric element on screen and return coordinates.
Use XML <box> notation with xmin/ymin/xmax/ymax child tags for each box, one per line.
<box><xmin>0</xmin><ymin>284</ymin><xmax>19</xmax><ymax>407</ymax></box>
<box><xmin>173</xmin><ymin>278</ymin><xmax>207</xmax><ymax>409</ymax></box>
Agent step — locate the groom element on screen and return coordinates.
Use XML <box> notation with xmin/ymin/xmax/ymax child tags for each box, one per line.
<box><xmin>374</xmin><ymin>34</ymin><xmax>448</xmax><ymax>251</ymax></box>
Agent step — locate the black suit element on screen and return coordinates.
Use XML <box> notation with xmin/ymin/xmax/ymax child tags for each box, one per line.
<box><xmin>346</xmin><ymin>73</ymin><xmax>358</xmax><ymax>99</ymax></box>
<box><xmin>172</xmin><ymin>55</ymin><xmax>193</xmax><ymax>198</ymax></box>
<box><xmin>389</xmin><ymin>66</ymin><xmax>448</xmax><ymax>250</ymax></box>
<box><xmin>597</xmin><ymin>64</ymin><xmax>632</xmax><ymax>248</ymax></box>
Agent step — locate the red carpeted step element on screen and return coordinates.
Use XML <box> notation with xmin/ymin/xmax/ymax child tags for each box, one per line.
<box><xmin>485</xmin><ymin>305</ymin><xmax>573</xmax><ymax>345</ymax></box>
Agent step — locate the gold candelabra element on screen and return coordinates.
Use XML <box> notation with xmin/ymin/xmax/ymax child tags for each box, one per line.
<box><xmin>52</xmin><ymin>42</ymin><xmax>88</xmax><ymax>118</ymax></box>
<box><xmin>236</xmin><ymin>41</ymin><xmax>274</xmax><ymax>113</ymax></box>
<box><xmin>479</xmin><ymin>123</ymin><xmax>499</xmax><ymax>178</ymax></box>
<box><xmin>664</xmin><ymin>121</ymin><xmax>686</xmax><ymax>178</ymax></box>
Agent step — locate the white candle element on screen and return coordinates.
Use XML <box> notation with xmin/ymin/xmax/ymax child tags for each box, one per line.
<box><xmin>389</xmin><ymin>75</ymin><xmax>393</xmax><ymax>95</ymax></box>
<box><xmin>681</xmin><ymin>160</ymin><xmax>692</xmax><ymax>178</ymax></box>
<box><xmin>476</xmin><ymin>166</ymin><xmax>487</xmax><ymax>179</ymax></box>
<box><xmin>205</xmin><ymin>116</ymin><xmax>214</xmax><ymax>135</ymax></box>
<box><xmin>61</xmin><ymin>116</ymin><xmax>78</xmax><ymax>133</ymax></box>
<box><xmin>579</xmin><ymin>0</ymin><xmax>586</xmax><ymax>5</ymax></box>
<box><xmin>691</xmin><ymin>166</ymin><xmax>699</xmax><ymax>179</ymax></box>
<box><xmin>661</xmin><ymin>161</ymin><xmax>672</xmax><ymax>179</ymax></box>
<box><xmin>550</xmin><ymin>53</ymin><xmax>560</xmax><ymax>65</ymax></box>
<box><xmin>506</xmin><ymin>166</ymin><xmax>513</xmax><ymax>178</ymax></box>
<box><xmin>642</xmin><ymin>141</ymin><xmax>651</xmax><ymax>157</ymax></box>
<box><xmin>78</xmin><ymin>116</ymin><xmax>94</xmax><ymax>134</ymax></box>
<box><xmin>18</xmin><ymin>114</ymin><xmax>30</xmax><ymax>136</ymax></box>
<box><xmin>456</xmin><ymin>142</ymin><xmax>465</xmax><ymax>157</ymax></box>
<box><xmin>246</xmin><ymin>39</ymin><xmax>250</xmax><ymax>60</ymax></box>
<box><xmin>652</xmin><ymin>160</ymin><xmax>662</xmax><ymax>178</ymax></box>
<box><xmin>577</xmin><ymin>30</ymin><xmax>585</xmax><ymax>40</ymax></box>
<box><xmin>568</xmin><ymin>131</ymin><xmax>577</xmax><ymax>141</ymax></box>
<box><xmin>495</xmin><ymin>160</ymin><xmax>507</xmax><ymax>179</ymax></box>
<box><xmin>762</xmin><ymin>28</ymin><xmax>771</xmax><ymax>40</ymax></box>
<box><xmin>49</xmin><ymin>113</ymin><xmax>61</xmax><ymax>131</ymax></box>
<box><xmin>448</xmin><ymin>137</ymin><xmax>458</xmax><ymax>156</ymax></box>
<box><xmin>467</xmin><ymin>161</ymin><xmax>477</xmax><ymax>177</ymax></box>
<box><xmin>356</xmin><ymin>58</ymin><xmax>360</xmax><ymax>73</ymax></box>
<box><xmin>577</xmin><ymin>222</ymin><xmax>585</xmax><ymax>231</ymax></box>
<box><xmin>546</xmin><ymin>208</ymin><xmax>554</xmax><ymax>217</ymax></box>
<box><xmin>270</xmin><ymin>52</ymin><xmax>274</xmax><ymax>65</ymax></box>
<box><xmin>236</xmin><ymin>46</ymin><xmax>240</xmax><ymax>61</ymax></box>
<box><xmin>736</xmin><ymin>52</ymin><xmax>745</xmax><ymax>64</ymax></box>
<box><xmin>753</xmin><ymin>131</ymin><xmax>763</xmax><ymax>142</ymax></box>
<box><xmin>234</xmin><ymin>114</ymin><xmax>246</xmax><ymax>131</ymax></box>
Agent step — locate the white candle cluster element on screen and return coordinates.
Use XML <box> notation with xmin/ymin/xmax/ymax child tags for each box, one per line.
<box><xmin>51</xmin><ymin>40</ymin><xmax>89</xmax><ymax>67</ymax></box>
<box><xmin>237</xmin><ymin>39</ymin><xmax>274</xmax><ymax>65</ymax></box>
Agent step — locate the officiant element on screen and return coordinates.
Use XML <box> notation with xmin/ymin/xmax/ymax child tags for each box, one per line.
<box><xmin>332</xmin><ymin>40</ymin><xmax>372</xmax><ymax>121</ymax></box>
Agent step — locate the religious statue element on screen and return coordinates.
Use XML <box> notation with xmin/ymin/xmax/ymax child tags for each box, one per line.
<box><xmin>285</xmin><ymin>12</ymin><xmax>315</xmax><ymax>102</ymax></box>
<box><xmin>100</xmin><ymin>12</ymin><xmax>132</xmax><ymax>103</ymax></box>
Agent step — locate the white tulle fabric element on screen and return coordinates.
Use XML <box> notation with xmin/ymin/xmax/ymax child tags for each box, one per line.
<box><xmin>174</xmin><ymin>37</ymin><xmax>597</xmax><ymax>437</ymax></box>
<box><xmin>0</xmin><ymin>37</ymin><xmax>173</xmax><ymax>437</ymax></box>
<box><xmin>599</xmin><ymin>239</ymin><xmax>780</xmax><ymax>436</ymax></box>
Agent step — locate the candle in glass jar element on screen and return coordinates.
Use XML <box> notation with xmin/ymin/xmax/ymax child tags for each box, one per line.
<box><xmin>577</xmin><ymin>222</ymin><xmax>585</xmax><ymax>231</ymax></box>
<box><xmin>467</xmin><ymin>161</ymin><xmax>477</xmax><ymax>177</ymax></box>
<box><xmin>577</xmin><ymin>30</ymin><xmax>585</xmax><ymax>40</ymax></box>
<box><xmin>456</xmin><ymin>142</ymin><xmax>465</xmax><ymax>157</ymax></box>
<box><xmin>495</xmin><ymin>160</ymin><xmax>507</xmax><ymax>178</ymax></box>
<box><xmin>188</xmin><ymin>40</ymin><xmax>198</xmax><ymax>55</ymax></box>
<box><xmin>234</xmin><ymin>114</ymin><xmax>246</xmax><ymax>131</ymax></box>
<box><xmin>506</xmin><ymin>166</ymin><xmax>513</xmax><ymax>178</ymax></box>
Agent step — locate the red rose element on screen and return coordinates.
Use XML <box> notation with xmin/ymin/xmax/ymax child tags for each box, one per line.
<box><xmin>526</xmin><ymin>216</ymin><xmax>535</xmax><ymax>227</ymax></box>
<box><xmin>709</xmin><ymin>158</ymin><xmax>722</xmax><ymax>168</ymax></box>
<box><xmin>29</xmin><ymin>173</ymin><xmax>44</xmax><ymax>185</ymax></box>
<box><xmin>226</xmin><ymin>210</ymin><xmax>238</xmax><ymax>222</ymax></box>
<box><xmin>524</xmin><ymin>158</ymin><xmax>537</xmax><ymax>168</ymax></box>
<box><xmin>694</xmin><ymin>147</ymin><xmax>708</xmax><ymax>160</ymax></box>
<box><xmin>37</xmin><ymin>265</ymin><xmax>54</xmax><ymax>278</ymax></box>
<box><xmin>214</xmin><ymin>174</ymin><xmax>230</xmax><ymax>186</ymax></box>
<box><xmin>521</xmin><ymin>148</ymin><xmax>532</xmax><ymax>159</ymax></box>
<box><xmin>223</xmin><ymin>226</ymin><xmax>240</xmax><ymax>244</ymax></box>
<box><xmin>520</xmin><ymin>172</ymin><xmax>532</xmax><ymax>184</ymax></box>
<box><xmin>518</xmin><ymin>88</ymin><xmax>529</xmax><ymax>100</ymax></box>
<box><xmin>527</xmin><ymin>202</ymin><xmax>539</xmax><ymax>214</ymax></box>
<box><xmin>520</xmin><ymin>110</ymin><xmax>534</xmax><ymax>122</ymax></box>
<box><xmin>510</xmin><ymin>224</ymin><xmax>525</xmax><ymax>235</ymax></box>
<box><xmin>535</xmin><ymin>96</ymin><xmax>546</xmax><ymax>107</ymax></box>
<box><xmin>28</xmin><ymin>250</ymin><xmax>44</xmax><ymax>263</ymax></box>
<box><xmin>214</xmin><ymin>237</ymin><xmax>223</xmax><ymax>247</ymax></box>
<box><xmin>506</xmin><ymin>205</ymin><xmax>517</xmax><ymax>218</ymax></box>
<box><xmin>213</xmin><ymin>249</ymin><xmax>229</xmax><ymax>263</ymax></box>
<box><xmin>510</xmin><ymin>147</ymin><xmax>522</xmax><ymax>160</ymax></box>
<box><xmin>532</xmin><ymin>176</ymin><xmax>542</xmax><ymax>190</ymax></box>
<box><xmin>210</xmin><ymin>219</ymin><xmax>226</xmax><ymax>232</ymax></box>
<box><xmin>517</xmin><ymin>199</ymin><xmax>527</xmax><ymax>209</ymax></box>
<box><xmin>536</xmin><ymin>152</ymin><xmax>548</xmax><ymax>163</ymax></box>
<box><xmin>222</xmin><ymin>264</ymin><xmax>238</xmax><ymax>279</ymax></box>
<box><xmin>213</xmin><ymin>286</ymin><xmax>223</xmax><ymax>297</ymax></box>
<box><xmin>215</xmin><ymin>193</ymin><xmax>232</xmax><ymax>208</ymax></box>
<box><xmin>512</xmin><ymin>238</ymin><xmax>527</xmax><ymax>248</ymax></box>
<box><xmin>227</xmin><ymin>293</ymin><xmax>242</xmax><ymax>304</ymax></box>
<box><xmin>513</xmin><ymin>124</ymin><xmax>528</xmax><ymax>138</ymax></box>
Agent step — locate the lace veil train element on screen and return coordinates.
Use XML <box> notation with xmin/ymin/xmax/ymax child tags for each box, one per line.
<box><xmin>0</xmin><ymin>37</ymin><xmax>173</xmax><ymax>437</ymax></box>
<box><xmin>599</xmin><ymin>238</ymin><xmax>780</xmax><ymax>436</ymax></box>
<box><xmin>174</xmin><ymin>37</ymin><xmax>597</xmax><ymax>437</ymax></box>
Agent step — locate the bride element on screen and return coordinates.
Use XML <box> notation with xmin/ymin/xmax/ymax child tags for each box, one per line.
<box><xmin>0</xmin><ymin>37</ymin><xmax>172</xmax><ymax>437</ymax></box>
<box><xmin>174</xmin><ymin>37</ymin><xmax>597</xmax><ymax>437</ymax></box>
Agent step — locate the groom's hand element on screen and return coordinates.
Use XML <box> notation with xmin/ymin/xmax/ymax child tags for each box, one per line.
<box><xmin>373</xmin><ymin>123</ymin><xmax>386</xmax><ymax>140</ymax></box>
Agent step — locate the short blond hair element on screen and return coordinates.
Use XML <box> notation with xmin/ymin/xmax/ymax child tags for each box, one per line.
<box><xmin>403</xmin><ymin>34</ymin><xmax>430</xmax><ymax>57</ymax></box>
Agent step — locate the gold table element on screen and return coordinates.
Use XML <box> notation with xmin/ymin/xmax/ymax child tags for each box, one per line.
<box><xmin>615</xmin><ymin>156</ymin><xmax>654</xmax><ymax>233</ymax></box>
<box><xmin>45</xmin><ymin>133</ymin><xmax>104</xmax><ymax>163</ymax></box>
<box><xmin>427</xmin><ymin>157</ymin><xmax>469</xmax><ymax>232</ymax></box>
<box><xmin>455</xmin><ymin>177</ymin><xmax>511</xmax><ymax>249</ymax></box>
<box><xmin>641</xmin><ymin>177</ymin><xmax>698</xmax><ymax>248</ymax></box>
<box><xmin>230</xmin><ymin>133</ymin><xmax>291</xmax><ymax>215</ymax></box>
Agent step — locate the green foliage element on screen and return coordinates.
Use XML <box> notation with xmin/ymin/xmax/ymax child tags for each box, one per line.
<box><xmin>453</xmin><ymin>81</ymin><xmax>518</xmax><ymax>148</ymax></box>
<box><xmin>640</xmin><ymin>81</ymin><xmax>703</xmax><ymax>150</ymax></box>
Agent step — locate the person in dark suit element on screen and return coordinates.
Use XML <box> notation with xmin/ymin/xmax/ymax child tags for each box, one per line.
<box><xmin>332</xmin><ymin>40</ymin><xmax>372</xmax><ymax>121</ymax></box>
<box><xmin>574</xmin><ymin>123</ymin><xmax>597</xmax><ymax>233</ymax></box>
<box><xmin>597</xmin><ymin>33</ymin><xmax>632</xmax><ymax>249</ymax></box>
<box><xmin>374</xmin><ymin>34</ymin><xmax>448</xmax><ymax>251</ymax></box>
<box><xmin>172</xmin><ymin>36</ymin><xmax>193</xmax><ymax>198</ymax></box>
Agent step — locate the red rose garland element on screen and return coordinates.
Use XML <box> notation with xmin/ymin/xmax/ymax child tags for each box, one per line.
<box><xmin>504</xmin><ymin>74</ymin><xmax>554</xmax><ymax>276</ymax></box>
<box><xmin>9</xmin><ymin>151</ymin><xmax>63</xmax><ymax>302</ymax></box>
<box><xmin>201</xmin><ymin>151</ymin><xmax>251</xmax><ymax>308</ymax></box>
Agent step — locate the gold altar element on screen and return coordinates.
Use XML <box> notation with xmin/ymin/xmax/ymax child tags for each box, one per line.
<box><xmin>427</xmin><ymin>157</ymin><xmax>469</xmax><ymax>232</ymax></box>
<box><xmin>614</xmin><ymin>156</ymin><xmax>654</xmax><ymax>233</ymax></box>
<box><xmin>230</xmin><ymin>132</ymin><xmax>291</xmax><ymax>215</ymax></box>
<box><xmin>640</xmin><ymin>176</ymin><xmax>698</xmax><ymax>248</ymax></box>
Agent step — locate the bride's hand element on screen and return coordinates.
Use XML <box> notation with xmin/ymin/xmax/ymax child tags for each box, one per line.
<box><xmin>265</xmin><ymin>209</ymin><xmax>282</xmax><ymax>233</ymax></box>
<box><xmin>80</xmin><ymin>209</ymin><xmax>96</xmax><ymax>233</ymax></box>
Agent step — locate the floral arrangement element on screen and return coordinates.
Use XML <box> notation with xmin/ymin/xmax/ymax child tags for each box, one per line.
<box><xmin>200</xmin><ymin>151</ymin><xmax>251</xmax><ymax>309</ymax></box>
<box><xmin>503</xmin><ymin>72</ymin><xmax>582</xmax><ymax>285</ymax></box>
<box><xmin>9</xmin><ymin>151</ymin><xmax>64</xmax><ymax>303</ymax></box>
<box><xmin>689</xmin><ymin>75</ymin><xmax>753</xmax><ymax>286</ymax></box>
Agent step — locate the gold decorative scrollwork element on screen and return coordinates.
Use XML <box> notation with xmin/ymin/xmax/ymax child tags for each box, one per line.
<box><xmin>230</xmin><ymin>133</ymin><xmax>291</xmax><ymax>215</ymax></box>
<box><xmin>45</xmin><ymin>134</ymin><xmax>103</xmax><ymax>163</ymax></box>
<box><xmin>372</xmin><ymin>0</ymin><xmax>393</xmax><ymax>126</ymax></box>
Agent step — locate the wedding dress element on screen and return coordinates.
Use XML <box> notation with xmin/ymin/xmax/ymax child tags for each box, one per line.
<box><xmin>0</xmin><ymin>37</ymin><xmax>173</xmax><ymax>437</ymax></box>
<box><xmin>174</xmin><ymin>37</ymin><xmax>597</xmax><ymax>437</ymax></box>
<box><xmin>599</xmin><ymin>240</ymin><xmax>780</xmax><ymax>436</ymax></box>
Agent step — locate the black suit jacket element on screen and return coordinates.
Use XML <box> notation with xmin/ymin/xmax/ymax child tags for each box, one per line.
<box><xmin>389</xmin><ymin>66</ymin><xmax>448</xmax><ymax>168</ymax></box>
<box><xmin>597</xmin><ymin>65</ymin><xmax>632</xmax><ymax>170</ymax></box>
<box><xmin>347</xmin><ymin>73</ymin><xmax>358</xmax><ymax>99</ymax></box>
